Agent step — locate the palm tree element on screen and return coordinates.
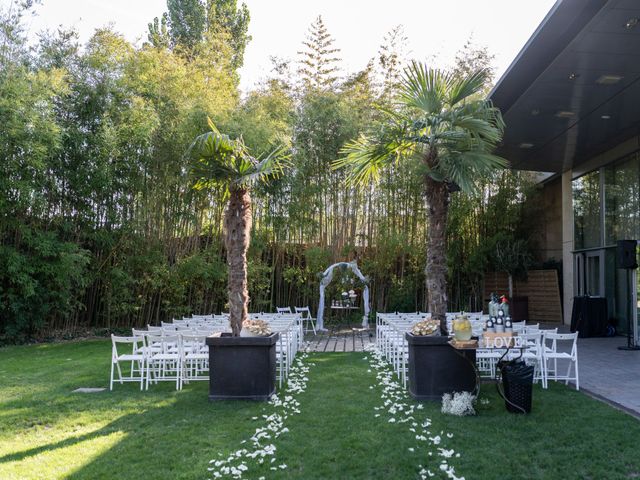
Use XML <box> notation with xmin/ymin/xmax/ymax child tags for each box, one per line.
<box><xmin>189</xmin><ymin>118</ymin><xmax>288</xmax><ymax>336</ymax></box>
<box><xmin>335</xmin><ymin>62</ymin><xmax>506</xmax><ymax>334</ymax></box>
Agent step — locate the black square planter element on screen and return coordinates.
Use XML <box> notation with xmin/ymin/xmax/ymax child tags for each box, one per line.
<box><xmin>206</xmin><ymin>332</ymin><xmax>279</xmax><ymax>401</ymax></box>
<box><xmin>405</xmin><ymin>333</ymin><xmax>476</xmax><ymax>401</ymax></box>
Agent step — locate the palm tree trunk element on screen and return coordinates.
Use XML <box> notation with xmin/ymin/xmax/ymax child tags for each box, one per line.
<box><xmin>424</xmin><ymin>175</ymin><xmax>450</xmax><ymax>335</ymax></box>
<box><xmin>224</xmin><ymin>186</ymin><xmax>252</xmax><ymax>336</ymax></box>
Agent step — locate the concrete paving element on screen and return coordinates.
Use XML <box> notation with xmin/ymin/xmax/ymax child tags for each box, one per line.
<box><xmin>573</xmin><ymin>336</ymin><xmax>640</xmax><ymax>417</ymax></box>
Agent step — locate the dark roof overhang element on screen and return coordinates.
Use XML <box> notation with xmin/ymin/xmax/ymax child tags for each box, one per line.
<box><xmin>490</xmin><ymin>0</ymin><xmax>640</xmax><ymax>173</ymax></box>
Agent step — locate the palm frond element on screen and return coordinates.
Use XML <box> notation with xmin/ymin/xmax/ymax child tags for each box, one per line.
<box><xmin>188</xmin><ymin>118</ymin><xmax>290</xmax><ymax>189</ymax></box>
<box><xmin>398</xmin><ymin>61</ymin><xmax>445</xmax><ymax>114</ymax></box>
<box><xmin>236</xmin><ymin>144</ymin><xmax>291</xmax><ymax>186</ymax></box>
<box><xmin>446</xmin><ymin>69</ymin><xmax>490</xmax><ymax>106</ymax></box>
<box><xmin>335</xmin><ymin>113</ymin><xmax>417</xmax><ymax>187</ymax></box>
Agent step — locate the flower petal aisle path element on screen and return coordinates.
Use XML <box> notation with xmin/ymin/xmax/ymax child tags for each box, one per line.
<box><xmin>365</xmin><ymin>346</ymin><xmax>464</xmax><ymax>479</ymax></box>
<box><xmin>207</xmin><ymin>350</ymin><xmax>315</xmax><ymax>480</ymax></box>
<box><xmin>260</xmin><ymin>351</ymin><xmax>464</xmax><ymax>479</ymax></box>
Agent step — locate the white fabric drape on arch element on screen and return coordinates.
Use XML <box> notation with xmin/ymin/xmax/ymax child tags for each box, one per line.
<box><xmin>316</xmin><ymin>261</ymin><xmax>370</xmax><ymax>331</ymax></box>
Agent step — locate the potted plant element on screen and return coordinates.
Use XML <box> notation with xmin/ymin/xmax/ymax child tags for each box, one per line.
<box><xmin>405</xmin><ymin>320</ymin><xmax>476</xmax><ymax>401</ymax></box>
<box><xmin>336</xmin><ymin>64</ymin><xmax>504</xmax><ymax>399</ymax></box>
<box><xmin>207</xmin><ymin>320</ymin><xmax>278</xmax><ymax>401</ymax></box>
<box><xmin>188</xmin><ymin>119</ymin><xmax>288</xmax><ymax>401</ymax></box>
<box><xmin>336</xmin><ymin>62</ymin><xmax>506</xmax><ymax>335</ymax></box>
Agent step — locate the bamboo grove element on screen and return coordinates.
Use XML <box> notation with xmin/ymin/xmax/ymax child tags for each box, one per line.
<box><xmin>0</xmin><ymin>2</ymin><xmax>543</xmax><ymax>341</ymax></box>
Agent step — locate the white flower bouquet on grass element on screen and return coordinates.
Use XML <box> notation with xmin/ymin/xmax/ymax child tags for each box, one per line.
<box><xmin>441</xmin><ymin>391</ymin><xmax>476</xmax><ymax>416</ymax></box>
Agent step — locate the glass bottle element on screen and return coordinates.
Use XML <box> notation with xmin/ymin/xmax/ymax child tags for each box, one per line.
<box><xmin>488</xmin><ymin>293</ymin><xmax>497</xmax><ymax>317</ymax></box>
<box><xmin>505</xmin><ymin>316</ymin><xmax>513</xmax><ymax>333</ymax></box>
<box><xmin>486</xmin><ymin>317</ymin><xmax>495</xmax><ymax>333</ymax></box>
<box><xmin>500</xmin><ymin>295</ymin><xmax>510</xmax><ymax>317</ymax></box>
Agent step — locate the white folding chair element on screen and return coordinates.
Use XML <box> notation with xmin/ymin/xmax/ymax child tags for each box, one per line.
<box><xmin>276</xmin><ymin>306</ymin><xmax>292</xmax><ymax>314</ymax></box>
<box><xmin>512</xmin><ymin>320</ymin><xmax>526</xmax><ymax>334</ymax></box>
<box><xmin>180</xmin><ymin>334</ymin><xmax>209</xmax><ymax>388</ymax></box>
<box><xmin>295</xmin><ymin>306</ymin><xmax>317</xmax><ymax>334</ymax></box>
<box><xmin>146</xmin><ymin>335</ymin><xmax>182</xmax><ymax>390</ymax></box>
<box><xmin>110</xmin><ymin>335</ymin><xmax>146</xmax><ymax>391</ymax></box>
<box><xmin>543</xmin><ymin>332</ymin><xmax>579</xmax><ymax>390</ymax></box>
<box><xmin>518</xmin><ymin>331</ymin><xmax>547</xmax><ymax>388</ymax></box>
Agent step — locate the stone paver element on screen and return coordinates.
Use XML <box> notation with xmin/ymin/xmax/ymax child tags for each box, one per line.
<box><xmin>572</xmin><ymin>336</ymin><xmax>640</xmax><ymax>417</ymax></box>
<box><xmin>305</xmin><ymin>325</ymin><xmax>374</xmax><ymax>352</ymax></box>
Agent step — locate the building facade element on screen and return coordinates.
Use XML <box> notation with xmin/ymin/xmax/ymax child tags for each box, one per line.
<box><xmin>490</xmin><ymin>0</ymin><xmax>640</xmax><ymax>331</ymax></box>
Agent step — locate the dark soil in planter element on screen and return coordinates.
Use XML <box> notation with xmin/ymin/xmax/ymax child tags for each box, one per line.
<box><xmin>206</xmin><ymin>332</ymin><xmax>279</xmax><ymax>401</ymax></box>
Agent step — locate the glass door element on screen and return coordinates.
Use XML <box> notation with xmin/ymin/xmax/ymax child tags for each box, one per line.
<box><xmin>585</xmin><ymin>250</ymin><xmax>604</xmax><ymax>296</ymax></box>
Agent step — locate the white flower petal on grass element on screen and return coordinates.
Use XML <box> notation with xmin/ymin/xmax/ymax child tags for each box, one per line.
<box><xmin>207</xmin><ymin>348</ymin><xmax>313</xmax><ymax>479</ymax></box>
<box><xmin>366</xmin><ymin>344</ymin><xmax>464</xmax><ymax>480</ymax></box>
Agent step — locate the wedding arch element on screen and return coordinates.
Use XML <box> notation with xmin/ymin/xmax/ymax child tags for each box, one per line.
<box><xmin>317</xmin><ymin>261</ymin><xmax>370</xmax><ymax>331</ymax></box>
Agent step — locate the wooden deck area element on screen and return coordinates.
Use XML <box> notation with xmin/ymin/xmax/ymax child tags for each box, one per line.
<box><xmin>305</xmin><ymin>325</ymin><xmax>375</xmax><ymax>352</ymax></box>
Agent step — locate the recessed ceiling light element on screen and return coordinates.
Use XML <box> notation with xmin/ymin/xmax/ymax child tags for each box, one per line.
<box><xmin>519</xmin><ymin>143</ymin><xmax>534</xmax><ymax>149</ymax></box>
<box><xmin>625</xmin><ymin>18</ymin><xmax>639</xmax><ymax>29</ymax></box>
<box><xmin>556</xmin><ymin>111</ymin><xmax>575</xmax><ymax>118</ymax></box>
<box><xmin>568</xmin><ymin>73</ymin><xmax>579</xmax><ymax>80</ymax></box>
<box><xmin>601</xmin><ymin>115</ymin><xmax>611</xmax><ymax>120</ymax></box>
<box><xmin>596</xmin><ymin>74</ymin><xmax>624</xmax><ymax>85</ymax></box>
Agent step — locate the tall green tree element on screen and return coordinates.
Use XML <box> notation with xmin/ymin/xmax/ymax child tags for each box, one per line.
<box><xmin>148</xmin><ymin>0</ymin><xmax>250</xmax><ymax>68</ymax></box>
<box><xmin>189</xmin><ymin>120</ymin><xmax>287</xmax><ymax>335</ymax></box>
<box><xmin>206</xmin><ymin>0</ymin><xmax>250</xmax><ymax>69</ymax></box>
<box><xmin>167</xmin><ymin>0</ymin><xmax>206</xmax><ymax>50</ymax></box>
<box><xmin>297</xmin><ymin>15</ymin><xmax>341</xmax><ymax>91</ymax></box>
<box><xmin>336</xmin><ymin>62</ymin><xmax>506</xmax><ymax>333</ymax></box>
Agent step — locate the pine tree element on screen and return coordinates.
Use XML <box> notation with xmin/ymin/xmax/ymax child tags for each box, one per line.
<box><xmin>297</xmin><ymin>15</ymin><xmax>341</xmax><ymax>90</ymax></box>
<box><xmin>376</xmin><ymin>25</ymin><xmax>408</xmax><ymax>96</ymax></box>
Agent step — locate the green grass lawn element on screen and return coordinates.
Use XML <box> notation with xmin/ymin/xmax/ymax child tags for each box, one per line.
<box><xmin>0</xmin><ymin>340</ymin><xmax>639</xmax><ymax>479</ymax></box>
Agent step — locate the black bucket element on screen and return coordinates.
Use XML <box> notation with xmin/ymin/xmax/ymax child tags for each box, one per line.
<box><xmin>499</xmin><ymin>361</ymin><xmax>534</xmax><ymax>414</ymax></box>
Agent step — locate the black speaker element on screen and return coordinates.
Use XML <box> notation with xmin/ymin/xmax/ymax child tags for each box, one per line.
<box><xmin>617</xmin><ymin>240</ymin><xmax>638</xmax><ymax>269</ymax></box>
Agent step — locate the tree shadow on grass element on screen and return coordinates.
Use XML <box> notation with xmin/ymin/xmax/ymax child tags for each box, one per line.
<box><xmin>0</xmin><ymin>382</ymin><xmax>267</xmax><ymax>480</ymax></box>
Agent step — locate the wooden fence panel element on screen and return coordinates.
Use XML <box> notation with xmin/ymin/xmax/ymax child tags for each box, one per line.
<box><xmin>483</xmin><ymin>270</ymin><xmax>562</xmax><ymax>323</ymax></box>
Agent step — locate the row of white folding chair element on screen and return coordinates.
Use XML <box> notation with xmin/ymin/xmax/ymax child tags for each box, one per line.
<box><xmin>153</xmin><ymin>331</ymin><xmax>213</xmax><ymax>388</ymax></box>
<box><xmin>250</xmin><ymin>315</ymin><xmax>301</xmax><ymax>377</ymax></box>
<box><xmin>110</xmin><ymin>332</ymin><xmax>209</xmax><ymax>391</ymax></box>
<box><xmin>376</xmin><ymin>314</ymin><xmax>416</xmax><ymax>387</ymax></box>
<box><xmin>250</xmin><ymin>316</ymin><xmax>300</xmax><ymax>387</ymax></box>
<box><xmin>477</xmin><ymin>328</ymin><xmax>571</xmax><ymax>389</ymax></box>
<box><xmin>376</xmin><ymin>313</ymin><xmax>413</xmax><ymax>347</ymax></box>
<box><xmin>134</xmin><ymin>330</ymin><xmax>198</xmax><ymax>390</ymax></box>
<box><xmin>270</xmin><ymin>320</ymin><xmax>299</xmax><ymax>387</ymax></box>
<box><xmin>268</xmin><ymin>313</ymin><xmax>304</xmax><ymax>350</ymax></box>
<box><xmin>249</xmin><ymin>312</ymin><xmax>303</xmax><ymax>340</ymax></box>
